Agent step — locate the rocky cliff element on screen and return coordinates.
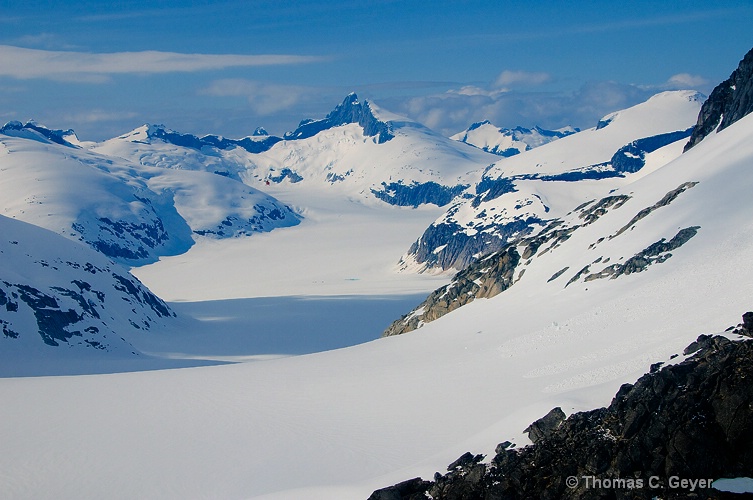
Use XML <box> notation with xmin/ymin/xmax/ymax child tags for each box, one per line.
<box><xmin>685</xmin><ymin>47</ymin><xmax>753</xmax><ymax>150</ymax></box>
<box><xmin>370</xmin><ymin>325</ymin><xmax>753</xmax><ymax>499</ymax></box>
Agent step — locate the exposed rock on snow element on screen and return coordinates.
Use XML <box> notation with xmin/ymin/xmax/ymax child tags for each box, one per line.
<box><xmin>386</xmin><ymin>181</ymin><xmax>698</xmax><ymax>337</ymax></box>
<box><xmin>385</xmin><ymin>246</ymin><xmax>520</xmax><ymax>337</ymax></box>
<box><xmin>370</xmin><ymin>332</ymin><xmax>753</xmax><ymax>499</ymax></box>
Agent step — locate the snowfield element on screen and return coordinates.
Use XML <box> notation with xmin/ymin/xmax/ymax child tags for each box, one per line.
<box><xmin>2</xmin><ymin>93</ymin><xmax>753</xmax><ymax>499</ymax></box>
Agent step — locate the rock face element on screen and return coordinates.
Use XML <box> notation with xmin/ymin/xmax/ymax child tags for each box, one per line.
<box><xmin>0</xmin><ymin>120</ymin><xmax>81</xmax><ymax>147</ymax></box>
<box><xmin>369</xmin><ymin>331</ymin><xmax>753</xmax><ymax>499</ymax></box>
<box><xmin>371</xmin><ymin>181</ymin><xmax>470</xmax><ymax>208</ymax></box>
<box><xmin>148</xmin><ymin>125</ymin><xmax>283</xmax><ymax>154</ymax></box>
<box><xmin>685</xmin><ymin>47</ymin><xmax>753</xmax><ymax>151</ymax></box>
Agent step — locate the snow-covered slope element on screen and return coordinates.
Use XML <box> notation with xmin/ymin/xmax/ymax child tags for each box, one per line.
<box><xmin>402</xmin><ymin>90</ymin><xmax>704</xmax><ymax>271</ymax></box>
<box><xmin>1</xmin><ymin>106</ymin><xmax>753</xmax><ymax>499</ymax></box>
<box><xmin>0</xmin><ymin>214</ymin><xmax>177</xmax><ymax>370</ymax></box>
<box><xmin>451</xmin><ymin>121</ymin><xmax>577</xmax><ymax>157</ymax></box>
<box><xmin>0</xmin><ymin>122</ymin><xmax>300</xmax><ymax>265</ymax></box>
<box><xmin>94</xmin><ymin>94</ymin><xmax>499</xmax><ymax>209</ymax></box>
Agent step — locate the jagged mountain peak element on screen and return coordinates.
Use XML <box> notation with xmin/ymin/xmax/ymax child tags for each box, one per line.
<box><xmin>283</xmin><ymin>92</ymin><xmax>395</xmax><ymax>143</ymax></box>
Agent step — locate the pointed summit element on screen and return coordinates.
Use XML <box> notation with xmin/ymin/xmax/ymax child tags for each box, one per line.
<box><xmin>284</xmin><ymin>93</ymin><xmax>394</xmax><ymax>143</ymax></box>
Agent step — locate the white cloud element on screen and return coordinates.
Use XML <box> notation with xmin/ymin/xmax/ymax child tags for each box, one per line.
<box><xmin>387</xmin><ymin>80</ymin><xmax>656</xmax><ymax>137</ymax></box>
<box><xmin>0</xmin><ymin>45</ymin><xmax>325</xmax><ymax>81</ymax></box>
<box><xmin>202</xmin><ymin>79</ymin><xmax>310</xmax><ymax>115</ymax></box>
<box><xmin>448</xmin><ymin>85</ymin><xmax>506</xmax><ymax>98</ymax></box>
<box><xmin>61</xmin><ymin>110</ymin><xmax>139</xmax><ymax>124</ymax></box>
<box><xmin>665</xmin><ymin>73</ymin><xmax>710</xmax><ymax>89</ymax></box>
<box><xmin>494</xmin><ymin>70</ymin><xmax>551</xmax><ymax>88</ymax></box>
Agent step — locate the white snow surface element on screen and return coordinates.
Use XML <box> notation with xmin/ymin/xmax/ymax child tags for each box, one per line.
<box><xmin>2</xmin><ymin>93</ymin><xmax>753</xmax><ymax>499</ymax></box>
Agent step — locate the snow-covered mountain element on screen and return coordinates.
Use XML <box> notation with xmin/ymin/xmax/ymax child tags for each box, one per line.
<box><xmin>0</xmin><ymin>122</ymin><xmax>300</xmax><ymax>265</ymax></box>
<box><xmin>4</xmin><ymin>46</ymin><xmax>753</xmax><ymax>500</ymax></box>
<box><xmin>401</xmin><ymin>90</ymin><xmax>704</xmax><ymax>272</ymax></box>
<box><xmin>0</xmin><ymin>213</ymin><xmax>175</xmax><ymax>364</ymax></box>
<box><xmin>94</xmin><ymin>93</ymin><xmax>499</xmax><ymax>209</ymax></box>
<box><xmin>451</xmin><ymin>121</ymin><xmax>578</xmax><ymax>157</ymax></box>
<box><xmin>3</xmin><ymin>95</ymin><xmax>753</xmax><ymax>498</ymax></box>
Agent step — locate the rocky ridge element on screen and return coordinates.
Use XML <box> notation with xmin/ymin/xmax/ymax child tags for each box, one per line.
<box><xmin>385</xmin><ymin>183</ymin><xmax>699</xmax><ymax>337</ymax></box>
<box><xmin>370</xmin><ymin>325</ymin><xmax>753</xmax><ymax>499</ymax></box>
<box><xmin>685</xmin><ymin>47</ymin><xmax>753</xmax><ymax>150</ymax></box>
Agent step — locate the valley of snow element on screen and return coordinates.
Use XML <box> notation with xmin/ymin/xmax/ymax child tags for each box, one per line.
<box><xmin>2</xmin><ymin>90</ymin><xmax>753</xmax><ymax>499</ymax></box>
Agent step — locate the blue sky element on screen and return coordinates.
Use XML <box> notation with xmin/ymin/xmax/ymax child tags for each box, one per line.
<box><xmin>1</xmin><ymin>0</ymin><xmax>752</xmax><ymax>140</ymax></box>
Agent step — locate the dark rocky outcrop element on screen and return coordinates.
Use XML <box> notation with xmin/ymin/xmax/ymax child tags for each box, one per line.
<box><xmin>372</xmin><ymin>181</ymin><xmax>470</xmax><ymax>208</ymax></box>
<box><xmin>685</xmin><ymin>47</ymin><xmax>753</xmax><ymax>151</ymax></box>
<box><xmin>610</xmin><ymin>182</ymin><xmax>698</xmax><ymax>239</ymax></box>
<box><xmin>611</xmin><ymin>128</ymin><xmax>694</xmax><ymax>173</ymax></box>
<box><xmin>384</xmin><ymin>246</ymin><xmax>520</xmax><ymax>337</ymax></box>
<box><xmin>370</xmin><ymin>330</ymin><xmax>753</xmax><ymax>499</ymax></box>
<box><xmin>405</xmin><ymin>216</ymin><xmax>539</xmax><ymax>271</ymax></box>
<box><xmin>142</xmin><ymin>124</ymin><xmax>284</xmax><ymax>154</ymax></box>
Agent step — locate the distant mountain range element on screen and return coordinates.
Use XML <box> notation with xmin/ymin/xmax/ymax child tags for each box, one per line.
<box><xmin>451</xmin><ymin>122</ymin><xmax>578</xmax><ymax>157</ymax></box>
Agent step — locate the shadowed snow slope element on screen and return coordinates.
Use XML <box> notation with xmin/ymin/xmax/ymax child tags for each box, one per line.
<box><xmin>0</xmin><ymin>214</ymin><xmax>192</xmax><ymax>375</ymax></box>
<box><xmin>1</xmin><ymin>97</ymin><xmax>753</xmax><ymax>500</ymax></box>
<box><xmin>0</xmin><ymin>125</ymin><xmax>300</xmax><ymax>265</ymax></box>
